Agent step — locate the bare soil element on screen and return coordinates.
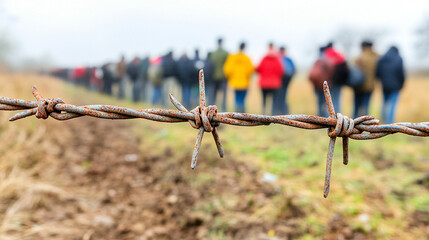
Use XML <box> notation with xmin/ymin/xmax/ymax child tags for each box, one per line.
<box><xmin>4</xmin><ymin>115</ymin><xmax>375</xmax><ymax>240</ymax></box>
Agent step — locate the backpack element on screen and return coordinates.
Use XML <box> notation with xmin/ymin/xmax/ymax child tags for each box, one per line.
<box><xmin>346</xmin><ymin>66</ymin><xmax>365</xmax><ymax>88</ymax></box>
<box><xmin>309</xmin><ymin>59</ymin><xmax>333</xmax><ymax>90</ymax></box>
<box><xmin>283</xmin><ymin>58</ymin><xmax>295</xmax><ymax>78</ymax></box>
<box><xmin>148</xmin><ymin>64</ymin><xmax>163</xmax><ymax>87</ymax></box>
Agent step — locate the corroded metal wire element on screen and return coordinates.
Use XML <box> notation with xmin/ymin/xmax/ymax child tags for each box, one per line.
<box><xmin>0</xmin><ymin>70</ymin><xmax>428</xmax><ymax>198</ymax></box>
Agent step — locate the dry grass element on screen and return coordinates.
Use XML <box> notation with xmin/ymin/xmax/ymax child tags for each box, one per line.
<box><xmin>0</xmin><ymin>75</ymin><xmax>80</xmax><ymax>239</ymax></box>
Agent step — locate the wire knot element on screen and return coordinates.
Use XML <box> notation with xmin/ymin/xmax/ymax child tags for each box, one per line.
<box><xmin>328</xmin><ymin>113</ymin><xmax>355</xmax><ymax>138</ymax></box>
<box><xmin>190</xmin><ymin>105</ymin><xmax>219</xmax><ymax>132</ymax></box>
<box><xmin>35</xmin><ymin>98</ymin><xmax>64</xmax><ymax>119</ymax></box>
<box><xmin>322</xmin><ymin>81</ymin><xmax>354</xmax><ymax>198</ymax></box>
<box><xmin>169</xmin><ymin>70</ymin><xmax>224</xmax><ymax>169</ymax></box>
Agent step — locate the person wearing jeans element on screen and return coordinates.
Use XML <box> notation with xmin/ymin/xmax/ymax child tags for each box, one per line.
<box><xmin>177</xmin><ymin>53</ymin><xmax>196</xmax><ymax>110</ymax></box>
<box><xmin>147</xmin><ymin>56</ymin><xmax>164</xmax><ymax>106</ymax></box>
<box><xmin>261</xmin><ymin>89</ymin><xmax>280</xmax><ymax>115</ymax></box>
<box><xmin>376</xmin><ymin>46</ymin><xmax>405</xmax><ymax>124</ymax></box>
<box><xmin>210</xmin><ymin>38</ymin><xmax>229</xmax><ymax>111</ymax></box>
<box><xmin>315</xmin><ymin>84</ymin><xmax>341</xmax><ymax>118</ymax></box>
<box><xmin>223</xmin><ymin>42</ymin><xmax>254</xmax><ymax>113</ymax></box>
<box><xmin>257</xmin><ymin>43</ymin><xmax>284</xmax><ymax>115</ymax></box>
<box><xmin>161</xmin><ymin>51</ymin><xmax>179</xmax><ymax>108</ymax></box>
<box><xmin>323</xmin><ymin>42</ymin><xmax>349</xmax><ymax>114</ymax></box>
<box><xmin>309</xmin><ymin>46</ymin><xmax>334</xmax><ymax>118</ymax></box>
<box><xmin>382</xmin><ymin>90</ymin><xmax>400</xmax><ymax>124</ymax></box>
<box><xmin>152</xmin><ymin>85</ymin><xmax>162</xmax><ymax>106</ymax></box>
<box><xmin>234</xmin><ymin>90</ymin><xmax>247</xmax><ymax>113</ymax></box>
<box><xmin>353</xmin><ymin>92</ymin><xmax>372</xmax><ymax>118</ymax></box>
<box><xmin>277</xmin><ymin>46</ymin><xmax>296</xmax><ymax>115</ymax></box>
<box><xmin>209</xmin><ymin>81</ymin><xmax>227</xmax><ymax>111</ymax></box>
<box><xmin>127</xmin><ymin>57</ymin><xmax>142</xmax><ymax>102</ymax></box>
<box><xmin>353</xmin><ymin>41</ymin><xmax>379</xmax><ymax>118</ymax></box>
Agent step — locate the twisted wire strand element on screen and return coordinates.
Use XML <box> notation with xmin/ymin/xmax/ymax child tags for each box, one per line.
<box><xmin>0</xmin><ymin>70</ymin><xmax>428</xmax><ymax>197</ymax></box>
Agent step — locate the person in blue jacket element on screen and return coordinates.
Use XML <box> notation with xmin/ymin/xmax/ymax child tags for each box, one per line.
<box><xmin>275</xmin><ymin>46</ymin><xmax>296</xmax><ymax>115</ymax></box>
<box><xmin>376</xmin><ymin>46</ymin><xmax>406</xmax><ymax>124</ymax></box>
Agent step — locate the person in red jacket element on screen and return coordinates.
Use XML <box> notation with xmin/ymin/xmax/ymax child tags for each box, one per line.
<box><xmin>257</xmin><ymin>43</ymin><xmax>284</xmax><ymax>115</ymax></box>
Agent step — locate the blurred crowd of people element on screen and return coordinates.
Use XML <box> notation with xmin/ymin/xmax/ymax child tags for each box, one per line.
<box><xmin>309</xmin><ymin>41</ymin><xmax>405</xmax><ymax>123</ymax></box>
<box><xmin>50</xmin><ymin>38</ymin><xmax>405</xmax><ymax>123</ymax></box>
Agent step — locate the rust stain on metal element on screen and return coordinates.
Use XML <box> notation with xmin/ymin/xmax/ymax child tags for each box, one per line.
<box><xmin>0</xmin><ymin>70</ymin><xmax>428</xmax><ymax>197</ymax></box>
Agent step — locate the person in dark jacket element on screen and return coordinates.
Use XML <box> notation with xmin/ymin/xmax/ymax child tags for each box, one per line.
<box><xmin>127</xmin><ymin>57</ymin><xmax>142</xmax><ymax>102</ymax></box>
<box><xmin>204</xmin><ymin>52</ymin><xmax>215</xmax><ymax>92</ymax></box>
<box><xmin>177</xmin><ymin>53</ymin><xmax>196</xmax><ymax>109</ymax></box>
<box><xmin>162</xmin><ymin>51</ymin><xmax>178</xmax><ymax>78</ymax></box>
<box><xmin>161</xmin><ymin>51</ymin><xmax>178</xmax><ymax>107</ymax></box>
<box><xmin>101</xmin><ymin>62</ymin><xmax>114</xmax><ymax>95</ymax></box>
<box><xmin>192</xmin><ymin>49</ymin><xmax>204</xmax><ymax>107</ymax></box>
<box><xmin>376</xmin><ymin>46</ymin><xmax>405</xmax><ymax>124</ymax></box>
<box><xmin>139</xmin><ymin>56</ymin><xmax>150</xmax><ymax>102</ymax></box>
<box><xmin>83</xmin><ymin>66</ymin><xmax>92</xmax><ymax>89</ymax></box>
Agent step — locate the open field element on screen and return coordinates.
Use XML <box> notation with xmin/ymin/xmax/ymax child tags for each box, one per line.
<box><xmin>0</xmin><ymin>74</ymin><xmax>428</xmax><ymax>239</ymax></box>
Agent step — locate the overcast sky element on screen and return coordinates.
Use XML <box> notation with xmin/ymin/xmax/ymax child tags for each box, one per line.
<box><xmin>2</xmin><ymin>0</ymin><xmax>429</xmax><ymax>68</ymax></box>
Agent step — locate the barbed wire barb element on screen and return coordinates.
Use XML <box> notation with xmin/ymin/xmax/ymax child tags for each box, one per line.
<box><xmin>0</xmin><ymin>69</ymin><xmax>428</xmax><ymax>197</ymax></box>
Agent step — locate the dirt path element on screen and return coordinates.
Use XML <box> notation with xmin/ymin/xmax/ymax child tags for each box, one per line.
<box><xmin>4</xmin><ymin>114</ymin><xmax>289</xmax><ymax>239</ymax></box>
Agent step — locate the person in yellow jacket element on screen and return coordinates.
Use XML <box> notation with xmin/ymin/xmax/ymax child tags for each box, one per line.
<box><xmin>223</xmin><ymin>42</ymin><xmax>254</xmax><ymax>112</ymax></box>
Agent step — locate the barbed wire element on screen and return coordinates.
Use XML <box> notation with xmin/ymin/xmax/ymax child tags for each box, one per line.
<box><xmin>0</xmin><ymin>70</ymin><xmax>428</xmax><ymax>198</ymax></box>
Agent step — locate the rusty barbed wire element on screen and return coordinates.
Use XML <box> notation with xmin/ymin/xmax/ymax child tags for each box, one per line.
<box><xmin>0</xmin><ymin>70</ymin><xmax>428</xmax><ymax>198</ymax></box>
